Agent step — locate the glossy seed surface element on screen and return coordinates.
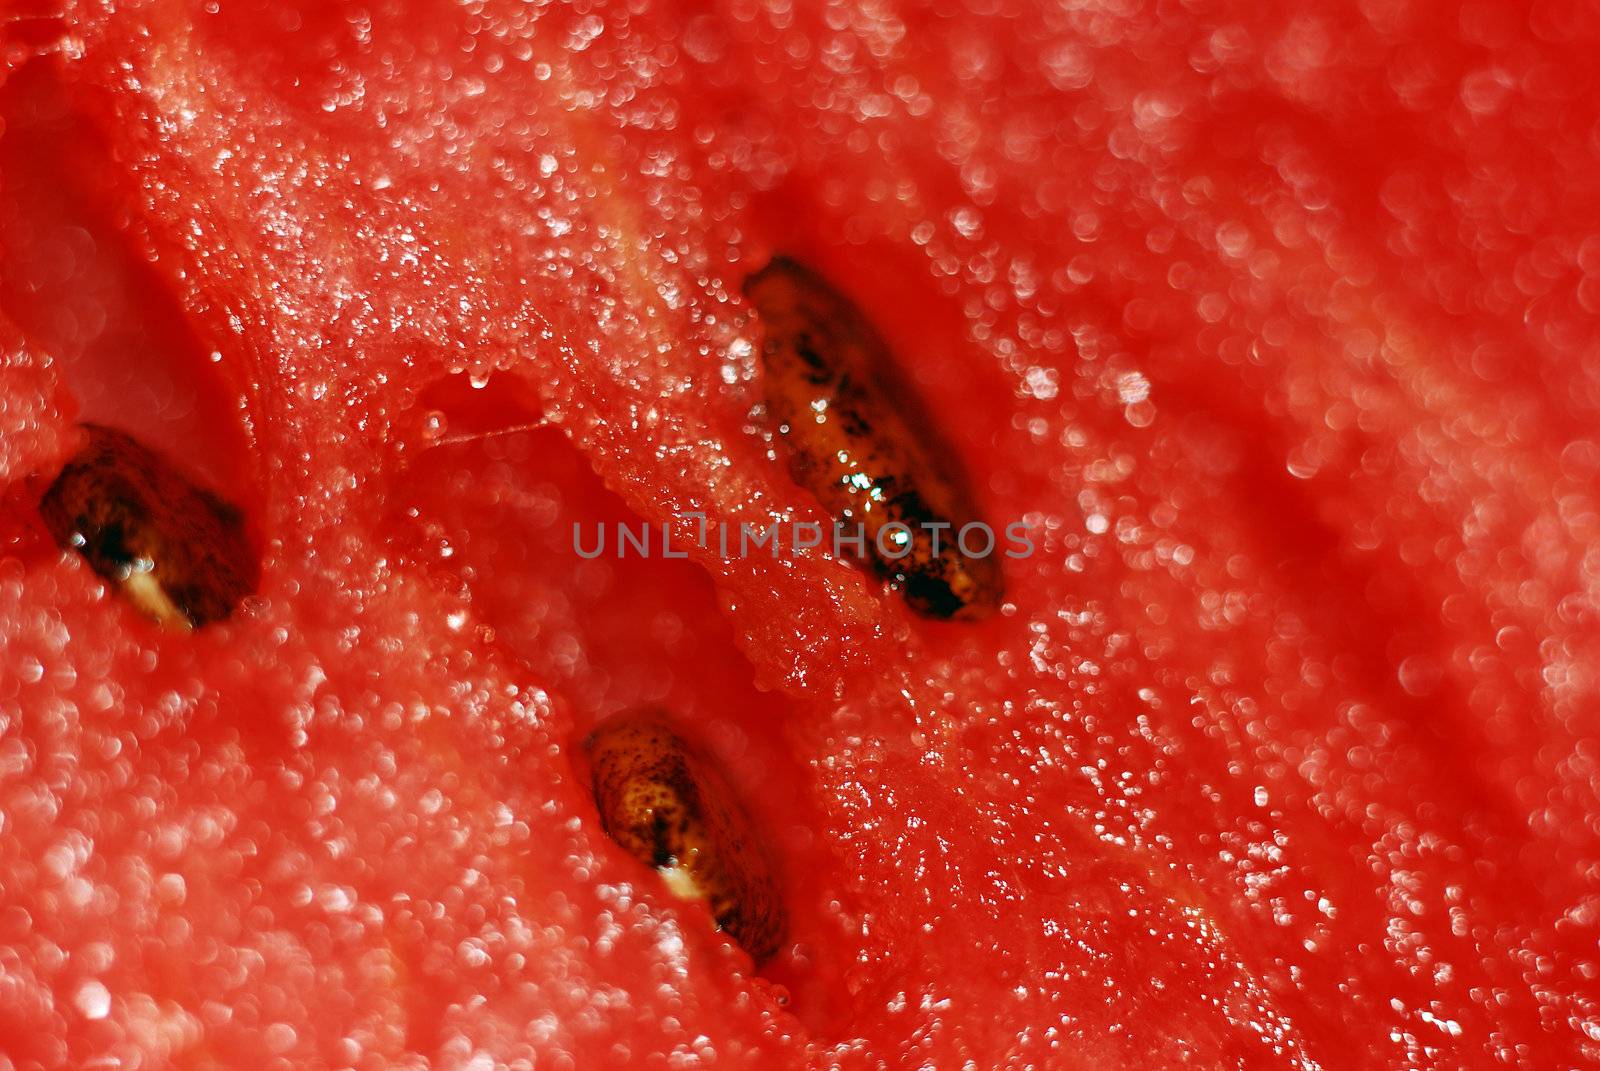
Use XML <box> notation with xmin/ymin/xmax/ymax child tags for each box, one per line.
<box><xmin>38</xmin><ymin>423</ymin><xmax>257</xmax><ymax>628</ymax></box>
<box><xmin>586</xmin><ymin>712</ymin><xmax>785</xmax><ymax>964</ymax></box>
<box><xmin>745</xmin><ymin>255</ymin><xmax>1002</xmax><ymax>619</ymax></box>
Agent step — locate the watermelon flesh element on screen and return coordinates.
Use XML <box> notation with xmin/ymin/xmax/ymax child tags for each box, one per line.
<box><xmin>2</xmin><ymin>1</ymin><xmax>1599</xmax><ymax>1068</ymax></box>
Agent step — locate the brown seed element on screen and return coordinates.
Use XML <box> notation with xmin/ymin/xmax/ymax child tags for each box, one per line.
<box><xmin>586</xmin><ymin>712</ymin><xmax>785</xmax><ymax>964</ymax></box>
<box><xmin>38</xmin><ymin>424</ymin><xmax>257</xmax><ymax>629</ymax></box>
<box><xmin>743</xmin><ymin>255</ymin><xmax>1002</xmax><ymax>619</ymax></box>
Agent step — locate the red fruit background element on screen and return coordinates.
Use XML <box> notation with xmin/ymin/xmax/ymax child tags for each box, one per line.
<box><xmin>3</xmin><ymin>1</ymin><xmax>1599</xmax><ymax>1068</ymax></box>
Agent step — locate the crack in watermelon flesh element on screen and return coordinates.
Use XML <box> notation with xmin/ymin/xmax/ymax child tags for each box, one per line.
<box><xmin>2</xmin><ymin>1</ymin><xmax>1599</xmax><ymax>1068</ymax></box>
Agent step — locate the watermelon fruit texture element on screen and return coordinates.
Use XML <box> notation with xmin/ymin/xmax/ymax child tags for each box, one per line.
<box><xmin>2</xmin><ymin>0</ymin><xmax>1599</xmax><ymax>1068</ymax></box>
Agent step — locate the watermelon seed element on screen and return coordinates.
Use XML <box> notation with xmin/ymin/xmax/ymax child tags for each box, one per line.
<box><xmin>38</xmin><ymin>424</ymin><xmax>258</xmax><ymax>629</ymax></box>
<box><xmin>743</xmin><ymin>255</ymin><xmax>1002</xmax><ymax>619</ymax></box>
<box><xmin>585</xmin><ymin>711</ymin><xmax>786</xmax><ymax>964</ymax></box>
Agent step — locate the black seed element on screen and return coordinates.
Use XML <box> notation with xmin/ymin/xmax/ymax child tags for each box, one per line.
<box><xmin>586</xmin><ymin>712</ymin><xmax>786</xmax><ymax>964</ymax></box>
<box><xmin>744</xmin><ymin>256</ymin><xmax>1002</xmax><ymax>620</ymax></box>
<box><xmin>39</xmin><ymin>424</ymin><xmax>257</xmax><ymax>628</ymax></box>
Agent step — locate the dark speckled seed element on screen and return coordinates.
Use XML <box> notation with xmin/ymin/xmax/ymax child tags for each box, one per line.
<box><xmin>585</xmin><ymin>712</ymin><xmax>785</xmax><ymax>964</ymax></box>
<box><xmin>38</xmin><ymin>424</ymin><xmax>257</xmax><ymax>629</ymax></box>
<box><xmin>744</xmin><ymin>256</ymin><xmax>1002</xmax><ymax>620</ymax></box>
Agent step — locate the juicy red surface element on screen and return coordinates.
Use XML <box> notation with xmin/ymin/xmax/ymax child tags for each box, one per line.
<box><xmin>2</xmin><ymin>2</ymin><xmax>1599</xmax><ymax>1069</ymax></box>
